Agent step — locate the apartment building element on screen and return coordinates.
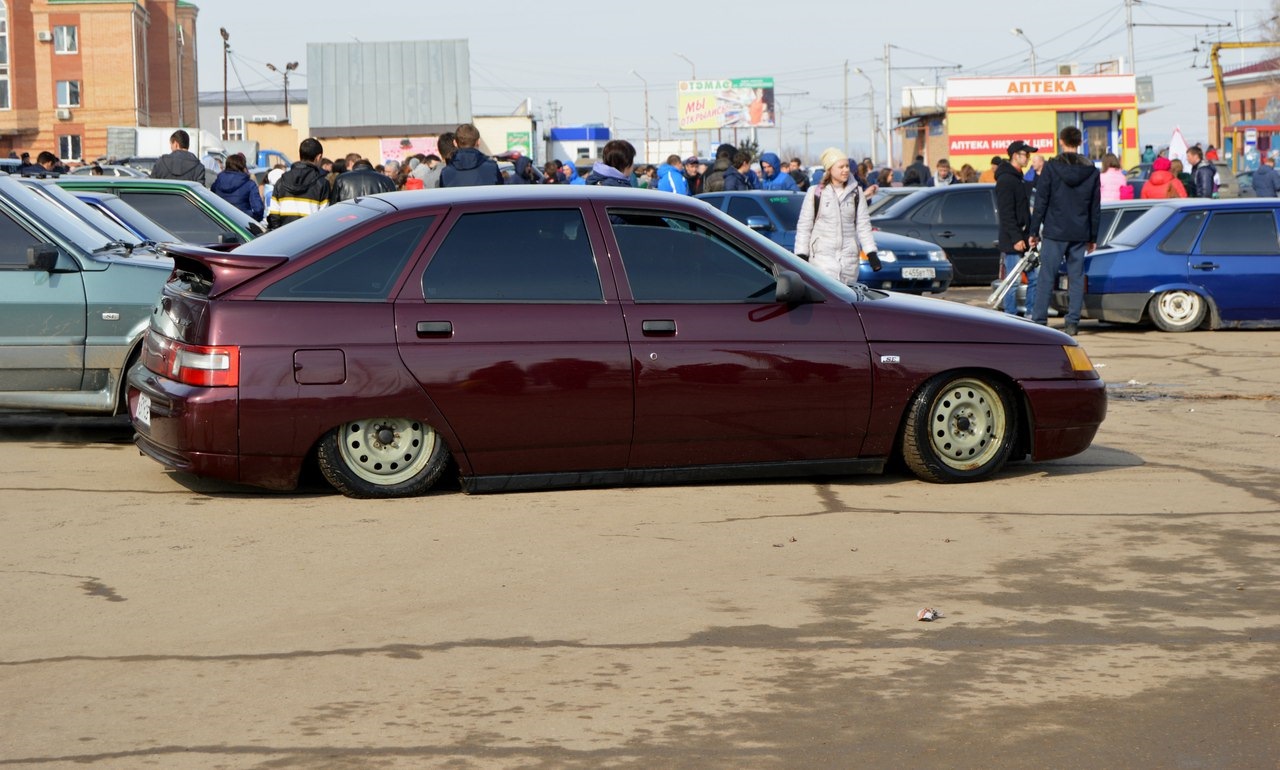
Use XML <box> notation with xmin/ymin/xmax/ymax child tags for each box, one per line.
<box><xmin>0</xmin><ymin>0</ymin><xmax>198</xmax><ymax>163</ymax></box>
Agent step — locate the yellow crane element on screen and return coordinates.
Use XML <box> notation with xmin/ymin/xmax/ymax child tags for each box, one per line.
<box><xmin>1209</xmin><ymin>41</ymin><xmax>1280</xmax><ymax>167</ymax></box>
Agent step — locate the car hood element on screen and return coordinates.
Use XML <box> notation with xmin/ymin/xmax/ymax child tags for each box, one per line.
<box><xmin>854</xmin><ymin>291</ymin><xmax>1072</xmax><ymax>345</ymax></box>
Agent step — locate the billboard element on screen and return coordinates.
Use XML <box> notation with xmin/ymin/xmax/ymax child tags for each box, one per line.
<box><xmin>678</xmin><ymin>78</ymin><xmax>775</xmax><ymax>130</ymax></box>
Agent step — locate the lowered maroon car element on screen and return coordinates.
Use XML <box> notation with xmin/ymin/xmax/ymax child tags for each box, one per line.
<box><xmin>127</xmin><ymin>187</ymin><xmax>1105</xmax><ymax>498</ymax></box>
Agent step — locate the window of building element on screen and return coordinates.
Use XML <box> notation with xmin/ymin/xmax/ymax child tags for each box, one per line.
<box><xmin>56</xmin><ymin>80</ymin><xmax>80</xmax><ymax>108</ymax></box>
<box><xmin>53</xmin><ymin>25</ymin><xmax>77</xmax><ymax>54</ymax></box>
<box><xmin>57</xmin><ymin>134</ymin><xmax>81</xmax><ymax>162</ymax></box>
<box><xmin>0</xmin><ymin>2</ymin><xmax>9</xmax><ymax>110</ymax></box>
<box><xmin>220</xmin><ymin>115</ymin><xmax>244</xmax><ymax>142</ymax></box>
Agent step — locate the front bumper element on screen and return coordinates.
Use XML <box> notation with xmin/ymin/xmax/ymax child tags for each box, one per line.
<box><xmin>1020</xmin><ymin>377</ymin><xmax>1107</xmax><ymax>461</ymax></box>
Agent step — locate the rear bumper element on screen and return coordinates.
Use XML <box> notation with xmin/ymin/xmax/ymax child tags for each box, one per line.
<box><xmin>1052</xmin><ymin>290</ymin><xmax>1149</xmax><ymax>324</ymax></box>
<box><xmin>128</xmin><ymin>363</ymin><xmax>243</xmax><ymax>485</ymax></box>
<box><xmin>1020</xmin><ymin>378</ymin><xmax>1107</xmax><ymax>461</ymax></box>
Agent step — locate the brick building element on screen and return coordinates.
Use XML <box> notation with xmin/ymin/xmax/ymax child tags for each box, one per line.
<box><xmin>1205</xmin><ymin>57</ymin><xmax>1280</xmax><ymax>162</ymax></box>
<box><xmin>0</xmin><ymin>0</ymin><xmax>199</xmax><ymax>163</ymax></box>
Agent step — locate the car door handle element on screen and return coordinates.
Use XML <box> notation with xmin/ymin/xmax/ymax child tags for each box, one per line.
<box><xmin>416</xmin><ymin>321</ymin><xmax>453</xmax><ymax>337</ymax></box>
<box><xmin>938</xmin><ymin>230</ymin><xmax>955</xmax><ymax>238</ymax></box>
<box><xmin>1192</xmin><ymin>262</ymin><xmax>1220</xmax><ymax>271</ymax></box>
<box><xmin>642</xmin><ymin>320</ymin><xmax>677</xmax><ymax>335</ymax></box>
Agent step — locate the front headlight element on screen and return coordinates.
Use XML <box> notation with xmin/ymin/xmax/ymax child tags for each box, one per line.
<box><xmin>865</xmin><ymin>250</ymin><xmax>896</xmax><ymax>263</ymax></box>
<box><xmin>928</xmin><ymin>250</ymin><xmax>949</xmax><ymax>262</ymax></box>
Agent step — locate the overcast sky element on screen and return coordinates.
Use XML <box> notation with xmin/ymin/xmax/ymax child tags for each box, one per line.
<box><xmin>196</xmin><ymin>0</ymin><xmax>1274</xmax><ymax>162</ymax></box>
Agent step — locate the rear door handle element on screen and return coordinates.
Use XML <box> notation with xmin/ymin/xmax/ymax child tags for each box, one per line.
<box><xmin>938</xmin><ymin>230</ymin><xmax>955</xmax><ymax>238</ymax></box>
<box><xmin>416</xmin><ymin>321</ymin><xmax>453</xmax><ymax>337</ymax></box>
<box><xmin>1192</xmin><ymin>262</ymin><xmax>1220</xmax><ymax>271</ymax></box>
<box><xmin>642</xmin><ymin>320</ymin><xmax>677</xmax><ymax>335</ymax></box>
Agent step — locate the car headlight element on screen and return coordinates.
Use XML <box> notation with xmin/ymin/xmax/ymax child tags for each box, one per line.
<box><xmin>928</xmin><ymin>250</ymin><xmax>949</xmax><ymax>262</ymax></box>
<box><xmin>864</xmin><ymin>250</ymin><xmax>896</xmax><ymax>263</ymax></box>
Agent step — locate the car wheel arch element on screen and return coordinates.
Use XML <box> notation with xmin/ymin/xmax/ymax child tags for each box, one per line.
<box><xmin>1141</xmin><ymin>284</ymin><xmax>1218</xmax><ymax>331</ymax></box>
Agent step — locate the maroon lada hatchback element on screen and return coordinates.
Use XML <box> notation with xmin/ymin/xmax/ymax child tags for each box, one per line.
<box><xmin>127</xmin><ymin>186</ymin><xmax>1105</xmax><ymax>498</ymax></box>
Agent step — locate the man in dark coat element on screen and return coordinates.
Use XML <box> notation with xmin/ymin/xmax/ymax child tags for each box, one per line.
<box><xmin>701</xmin><ymin>143</ymin><xmax>737</xmax><ymax>193</ymax></box>
<box><xmin>330</xmin><ymin>159</ymin><xmax>397</xmax><ymax>203</ymax></box>
<box><xmin>439</xmin><ymin>123</ymin><xmax>503</xmax><ymax>187</ymax></box>
<box><xmin>150</xmin><ymin>129</ymin><xmax>208</xmax><ymax>185</ymax></box>
<box><xmin>1029</xmin><ymin>126</ymin><xmax>1101</xmax><ymax>336</ymax></box>
<box><xmin>903</xmin><ymin>155</ymin><xmax>930</xmax><ymax>186</ymax></box>
<box><xmin>266</xmin><ymin>137</ymin><xmax>331</xmax><ymax>230</ymax></box>
<box><xmin>995</xmin><ymin>140</ymin><xmax>1038</xmax><ymax>317</ymax></box>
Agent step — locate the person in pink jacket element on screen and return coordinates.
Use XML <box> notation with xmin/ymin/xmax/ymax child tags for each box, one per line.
<box><xmin>1098</xmin><ymin>153</ymin><xmax>1130</xmax><ymax>202</ymax></box>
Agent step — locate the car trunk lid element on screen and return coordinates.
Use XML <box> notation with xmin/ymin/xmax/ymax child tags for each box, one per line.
<box><xmin>160</xmin><ymin>243</ymin><xmax>288</xmax><ymax>299</ymax></box>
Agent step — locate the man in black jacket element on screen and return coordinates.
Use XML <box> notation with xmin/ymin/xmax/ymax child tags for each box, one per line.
<box><xmin>903</xmin><ymin>155</ymin><xmax>930</xmax><ymax>186</ymax></box>
<box><xmin>330</xmin><ymin>159</ymin><xmax>396</xmax><ymax>203</ymax></box>
<box><xmin>439</xmin><ymin>123</ymin><xmax>502</xmax><ymax>187</ymax></box>
<box><xmin>267</xmin><ymin>137</ymin><xmax>331</xmax><ymax>230</ymax></box>
<box><xmin>151</xmin><ymin>130</ymin><xmax>209</xmax><ymax>185</ymax></box>
<box><xmin>995</xmin><ymin>140</ymin><xmax>1037</xmax><ymax>317</ymax></box>
<box><xmin>1029</xmin><ymin>126</ymin><xmax>1101</xmax><ymax>336</ymax></box>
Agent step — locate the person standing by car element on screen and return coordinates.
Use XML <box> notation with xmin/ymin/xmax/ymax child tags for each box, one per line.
<box><xmin>683</xmin><ymin>156</ymin><xmax>704</xmax><ymax>195</ymax></box>
<box><xmin>210</xmin><ymin>152</ymin><xmax>264</xmax><ymax>221</ymax></box>
<box><xmin>150</xmin><ymin>130</ymin><xmax>209</xmax><ymax>186</ymax></box>
<box><xmin>903</xmin><ymin>155</ymin><xmax>930</xmax><ymax>186</ymax></box>
<box><xmin>584</xmin><ymin>139</ymin><xmax>636</xmax><ymax>188</ymax></box>
<box><xmin>722</xmin><ymin>151</ymin><xmax>754</xmax><ymax>191</ymax></box>
<box><xmin>759</xmin><ymin>152</ymin><xmax>798</xmax><ymax>191</ymax></box>
<box><xmin>330</xmin><ymin>158</ymin><xmax>397</xmax><ymax>203</ymax></box>
<box><xmin>656</xmin><ymin>154</ymin><xmax>690</xmax><ymax>194</ymax></box>
<box><xmin>1098</xmin><ymin>153</ymin><xmax>1130</xmax><ymax>202</ymax></box>
<box><xmin>996</xmin><ymin>140</ymin><xmax>1038</xmax><ymax>318</ymax></box>
<box><xmin>926</xmin><ymin>158</ymin><xmax>955</xmax><ymax>187</ymax></box>
<box><xmin>788</xmin><ymin>157</ymin><xmax>810</xmax><ymax>192</ymax></box>
<box><xmin>1253</xmin><ymin>153</ymin><xmax>1280</xmax><ymax>197</ymax></box>
<box><xmin>440</xmin><ymin>123</ymin><xmax>503</xmax><ymax>187</ymax></box>
<box><xmin>794</xmin><ymin>147</ymin><xmax>880</xmax><ymax>285</ymax></box>
<box><xmin>1138</xmin><ymin>156</ymin><xmax>1186</xmax><ymax>199</ymax></box>
<box><xmin>267</xmin><ymin>137</ymin><xmax>331</xmax><ymax>230</ymax></box>
<box><xmin>1187</xmin><ymin>146</ymin><xmax>1217</xmax><ymax>198</ymax></box>
<box><xmin>1029</xmin><ymin>126</ymin><xmax>1101</xmax><ymax>337</ymax></box>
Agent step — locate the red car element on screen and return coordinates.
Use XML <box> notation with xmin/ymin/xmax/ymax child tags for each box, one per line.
<box><xmin>128</xmin><ymin>187</ymin><xmax>1105</xmax><ymax>498</ymax></box>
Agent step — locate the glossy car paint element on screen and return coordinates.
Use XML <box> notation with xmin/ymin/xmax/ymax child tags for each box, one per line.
<box><xmin>870</xmin><ymin>184</ymin><xmax>1001</xmax><ymax>285</ymax></box>
<box><xmin>128</xmin><ymin>187</ymin><xmax>1105</xmax><ymax>494</ymax></box>
<box><xmin>1055</xmin><ymin>198</ymin><xmax>1280</xmax><ymax>328</ymax></box>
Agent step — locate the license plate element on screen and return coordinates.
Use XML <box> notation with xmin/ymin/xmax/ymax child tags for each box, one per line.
<box><xmin>134</xmin><ymin>392</ymin><xmax>151</xmax><ymax>427</ymax></box>
<box><xmin>901</xmin><ymin>267</ymin><xmax>935</xmax><ymax>279</ymax></box>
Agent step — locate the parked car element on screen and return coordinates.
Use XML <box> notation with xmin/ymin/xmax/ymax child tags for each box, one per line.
<box><xmin>14</xmin><ymin>178</ymin><xmax>157</xmax><ymax>251</ymax></box>
<box><xmin>698</xmin><ymin>190</ymin><xmax>952</xmax><ymax>294</ymax></box>
<box><xmin>866</xmin><ymin>186</ymin><xmax>918</xmax><ymax>215</ymax></box>
<box><xmin>869</xmin><ymin>184</ymin><xmax>1000</xmax><ymax>285</ymax></box>
<box><xmin>128</xmin><ymin>186</ymin><xmax>1106</xmax><ymax>499</ymax></box>
<box><xmin>1051</xmin><ymin>198</ymin><xmax>1280</xmax><ymax>331</ymax></box>
<box><xmin>72</xmin><ymin>190</ymin><xmax>180</xmax><ymax>245</ymax></box>
<box><xmin>0</xmin><ymin>175</ymin><xmax>172</xmax><ymax>415</ymax></box>
<box><xmin>55</xmin><ymin>177</ymin><xmax>264</xmax><ymax>244</ymax></box>
<box><xmin>67</xmin><ymin>164</ymin><xmax>149</xmax><ymax>178</ymax></box>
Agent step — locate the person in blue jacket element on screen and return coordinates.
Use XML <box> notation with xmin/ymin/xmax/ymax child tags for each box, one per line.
<box><xmin>210</xmin><ymin>152</ymin><xmax>264</xmax><ymax>221</ymax></box>
<box><xmin>759</xmin><ymin>152</ymin><xmax>798</xmax><ymax>191</ymax></box>
<box><xmin>656</xmin><ymin>154</ymin><xmax>690</xmax><ymax>194</ymax></box>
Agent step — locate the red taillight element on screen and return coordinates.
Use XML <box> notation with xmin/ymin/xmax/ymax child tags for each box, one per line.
<box><xmin>142</xmin><ymin>331</ymin><xmax>239</xmax><ymax>387</ymax></box>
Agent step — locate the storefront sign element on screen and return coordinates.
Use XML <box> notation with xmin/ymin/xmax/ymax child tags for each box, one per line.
<box><xmin>948</xmin><ymin>133</ymin><xmax>1057</xmax><ymax>155</ymax></box>
<box><xmin>678</xmin><ymin>78</ymin><xmax>775</xmax><ymax>130</ymax></box>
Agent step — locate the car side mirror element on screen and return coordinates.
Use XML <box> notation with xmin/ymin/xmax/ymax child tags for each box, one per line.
<box><xmin>745</xmin><ymin>215</ymin><xmax>773</xmax><ymax>232</ymax></box>
<box><xmin>219</xmin><ymin>233</ymin><xmax>242</xmax><ymax>244</ymax></box>
<box><xmin>775</xmin><ymin>270</ymin><xmax>812</xmax><ymax>304</ymax></box>
<box><xmin>26</xmin><ymin>244</ymin><xmax>59</xmax><ymax>272</ymax></box>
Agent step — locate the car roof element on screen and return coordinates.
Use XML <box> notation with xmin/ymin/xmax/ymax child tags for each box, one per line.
<box><xmin>366</xmin><ymin>184</ymin><xmax>724</xmax><ymax>213</ymax></box>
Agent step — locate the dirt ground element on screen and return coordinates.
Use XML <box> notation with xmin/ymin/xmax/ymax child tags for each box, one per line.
<box><xmin>2</xmin><ymin>303</ymin><xmax>1278</xmax><ymax>769</ymax></box>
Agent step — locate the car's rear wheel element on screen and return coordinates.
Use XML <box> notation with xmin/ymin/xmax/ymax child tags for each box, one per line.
<box><xmin>317</xmin><ymin>418</ymin><xmax>450</xmax><ymax>498</ymax></box>
<box><xmin>1149</xmin><ymin>290</ymin><xmax>1206</xmax><ymax>332</ymax></box>
<box><xmin>902</xmin><ymin>374</ymin><xmax>1016</xmax><ymax>483</ymax></box>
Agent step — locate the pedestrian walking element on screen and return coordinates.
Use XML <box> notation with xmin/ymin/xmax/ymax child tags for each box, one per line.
<box><xmin>1187</xmin><ymin>146</ymin><xmax>1217</xmax><ymax>198</ymax></box>
<box><xmin>903</xmin><ymin>155</ymin><xmax>930</xmax><ymax>186</ymax></box>
<box><xmin>995</xmin><ymin>140</ymin><xmax>1038</xmax><ymax>318</ymax></box>
<box><xmin>794</xmin><ymin>147</ymin><xmax>880</xmax><ymax>285</ymax></box>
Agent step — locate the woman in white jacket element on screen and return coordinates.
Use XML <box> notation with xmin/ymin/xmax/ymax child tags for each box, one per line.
<box><xmin>795</xmin><ymin>147</ymin><xmax>880</xmax><ymax>284</ymax></box>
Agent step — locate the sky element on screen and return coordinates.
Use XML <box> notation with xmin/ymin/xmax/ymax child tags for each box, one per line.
<box><xmin>195</xmin><ymin>0</ymin><xmax>1276</xmax><ymax>164</ymax></box>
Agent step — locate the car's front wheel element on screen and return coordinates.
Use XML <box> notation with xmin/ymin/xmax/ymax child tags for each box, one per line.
<box><xmin>1149</xmin><ymin>289</ymin><xmax>1206</xmax><ymax>332</ymax></box>
<box><xmin>902</xmin><ymin>374</ymin><xmax>1016</xmax><ymax>483</ymax></box>
<box><xmin>317</xmin><ymin>418</ymin><xmax>451</xmax><ymax>498</ymax></box>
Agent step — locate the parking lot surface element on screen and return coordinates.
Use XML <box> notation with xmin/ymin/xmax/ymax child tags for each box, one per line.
<box><xmin>2</xmin><ymin>296</ymin><xmax>1278</xmax><ymax>769</ymax></box>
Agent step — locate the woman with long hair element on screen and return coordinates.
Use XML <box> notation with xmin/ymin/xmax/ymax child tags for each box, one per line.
<box><xmin>794</xmin><ymin>147</ymin><xmax>880</xmax><ymax>284</ymax></box>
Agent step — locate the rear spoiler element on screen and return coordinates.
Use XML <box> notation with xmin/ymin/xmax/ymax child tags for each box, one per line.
<box><xmin>160</xmin><ymin>243</ymin><xmax>288</xmax><ymax>298</ymax></box>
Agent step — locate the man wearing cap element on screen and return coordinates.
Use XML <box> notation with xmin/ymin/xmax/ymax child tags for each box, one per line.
<box><xmin>682</xmin><ymin>156</ymin><xmax>703</xmax><ymax>195</ymax></box>
<box><xmin>1029</xmin><ymin>126</ymin><xmax>1101</xmax><ymax>336</ymax></box>
<box><xmin>995</xmin><ymin>140</ymin><xmax>1038</xmax><ymax>317</ymax></box>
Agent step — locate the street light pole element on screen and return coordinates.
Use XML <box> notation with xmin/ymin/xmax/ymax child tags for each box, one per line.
<box><xmin>1011</xmin><ymin>28</ymin><xmax>1037</xmax><ymax>76</ymax></box>
<box><xmin>219</xmin><ymin>27</ymin><xmax>229</xmax><ymax>141</ymax></box>
<box><xmin>266</xmin><ymin>61</ymin><xmax>298</xmax><ymax>123</ymax></box>
<box><xmin>594</xmin><ymin>82</ymin><xmax>612</xmax><ymax>136</ymax></box>
<box><xmin>631</xmin><ymin>70</ymin><xmax>649</xmax><ymax>164</ymax></box>
<box><xmin>675</xmin><ymin>52</ymin><xmax>697</xmax><ymax>156</ymax></box>
<box><xmin>853</xmin><ymin>66</ymin><xmax>877</xmax><ymax>166</ymax></box>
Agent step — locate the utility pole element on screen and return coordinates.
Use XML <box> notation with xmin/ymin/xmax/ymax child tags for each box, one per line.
<box><xmin>800</xmin><ymin>122</ymin><xmax>813</xmax><ymax>162</ymax></box>
<box><xmin>219</xmin><ymin>27</ymin><xmax>229</xmax><ymax>141</ymax></box>
<box><xmin>853</xmin><ymin>67</ymin><xmax>877</xmax><ymax>166</ymax></box>
<box><xmin>631</xmin><ymin>70</ymin><xmax>649</xmax><ymax>164</ymax></box>
<box><xmin>884</xmin><ymin>43</ymin><xmax>894</xmax><ymax>169</ymax></box>
<box><xmin>594</xmin><ymin>82</ymin><xmax>612</xmax><ymax>135</ymax></box>
<box><xmin>1125</xmin><ymin>0</ymin><xmax>1136</xmax><ymax>73</ymax></box>
<box><xmin>675</xmin><ymin>53</ymin><xmax>698</xmax><ymax>157</ymax></box>
<box><xmin>843</xmin><ymin>60</ymin><xmax>849</xmax><ymax>152</ymax></box>
<box><xmin>267</xmin><ymin>61</ymin><xmax>298</xmax><ymax>123</ymax></box>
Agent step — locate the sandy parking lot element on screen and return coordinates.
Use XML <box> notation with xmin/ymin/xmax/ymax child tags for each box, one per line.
<box><xmin>2</xmin><ymin>302</ymin><xmax>1278</xmax><ymax>769</ymax></box>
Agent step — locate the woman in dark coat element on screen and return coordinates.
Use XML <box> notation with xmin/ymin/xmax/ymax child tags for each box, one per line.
<box><xmin>211</xmin><ymin>153</ymin><xmax>264</xmax><ymax>221</ymax></box>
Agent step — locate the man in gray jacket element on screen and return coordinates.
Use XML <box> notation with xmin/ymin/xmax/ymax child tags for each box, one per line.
<box><xmin>150</xmin><ymin>130</ymin><xmax>209</xmax><ymax>186</ymax></box>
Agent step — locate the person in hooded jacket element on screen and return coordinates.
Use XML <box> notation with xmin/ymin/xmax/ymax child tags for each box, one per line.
<box><xmin>656</xmin><ymin>154</ymin><xmax>690</xmax><ymax>194</ymax></box>
<box><xmin>759</xmin><ymin>152</ymin><xmax>798</xmax><ymax>191</ymax></box>
<box><xmin>1029</xmin><ymin>126</ymin><xmax>1101</xmax><ymax>336</ymax></box>
<box><xmin>995</xmin><ymin>140</ymin><xmax>1038</xmax><ymax>317</ymax></box>
<box><xmin>794</xmin><ymin>147</ymin><xmax>880</xmax><ymax>285</ymax></box>
<box><xmin>561</xmin><ymin>159</ymin><xmax>586</xmax><ymax>185</ymax></box>
<box><xmin>440</xmin><ymin>123</ymin><xmax>503</xmax><ymax>187</ymax></box>
<box><xmin>1139</xmin><ymin>156</ymin><xmax>1186</xmax><ymax>199</ymax></box>
<box><xmin>267</xmin><ymin>137</ymin><xmax>331</xmax><ymax>230</ymax></box>
<box><xmin>151</xmin><ymin>129</ymin><xmax>208</xmax><ymax>185</ymax></box>
<box><xmin>701</xmin><ymin>143</ymin><xmax>737</xmax><ymax>193</ymax></box>
<box><xmin>210</xmin><ymin>153</ymin><xmax>264</xmax><ymax>221</ymax></box>
<box><xmin>502</xmin><ymin>154</ymin><xmax>537</xmax><ymax>184</ymax></box>
<box><xmin>584</xmin><ymin>139</ymin><xmax>636</xmax><ymax>188</ymax></box>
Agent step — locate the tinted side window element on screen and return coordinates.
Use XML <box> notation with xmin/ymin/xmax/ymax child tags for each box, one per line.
<box><xmin>725</xmin><ymin>197</ymin><xmax>766</xmax><ymax>225</ymax></box>
<box><xmin>1159</xmin><ymin>211</ymin><xmax>1207</xmax><ymax>254</ymax></box>
<box><xmin>611</xmin><ymin>212</ymin><xmax>775</xmax><ymax>302</ymax></box>
<box><xmin>1199</xmin><ymin>211</ymin><xmax>1279</xmax><ymax>255</ymax></box>
<box><xmin>909</xmin><ymin>196</ymin><xmax>942</xmax><ymax>225</ymax></box>
<box><xmin>0</xmin><ymin>210</ymin><xmax>42</xmax><ymax>267</ymax></box>
<box><xmin>1097</xmin><ymin>209</ymin><xmax>1118</xmax><ymax>242</ymax></box>
<box><xmin>941</xmin><ymin>191</ymin><xmax>996</xmax><ymax>225</ymax></box>
<box><xmin>423</xmin><ymin>209</ymin><xmax>601</xmax><ymax>301</ymax></box>
<box><xmin>259</xmin><ymin>217</ymin><xmax>432</xmax><ymax>301</ymax></box>
<box><xmin>119</xmin><ymin>192</ymin><xmax>235</xmax><ymax>244</ymax></box>
<box><xmin>1114</xmin><ymin>208</ymin><xmax>1147</xmax><ymax>238</ymax></box>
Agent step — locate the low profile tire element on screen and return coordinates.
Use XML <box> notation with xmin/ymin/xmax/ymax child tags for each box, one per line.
<box><xmin>901</xmin><ymin>374</ymin><xmax>1016</xmax><ymax>483</ymax></box>
<box><xmin>317</xmin><ymin>418</ymin><xmax>450</xmax><ymax>498</ymax></box>
<box><xmin>1149</xmin><ymin>290</ymin><xmax>1206</xmax><ymax>332</ymax></box>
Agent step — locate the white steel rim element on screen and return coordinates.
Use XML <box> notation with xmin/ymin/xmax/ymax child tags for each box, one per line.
<box><xmin>928</xmin><ymin>379</ymin><xmax>1005</xmax><ymax>471</ymax></box>
<box><xmin>1156</xmin><ymin>291</ymin><xmax>1202</xmax><ymax>326</ymax></box>
<box><xmin>338</xmin><ymin>418</ymin><xmax>435</xmax><ymax>486</ymax></box>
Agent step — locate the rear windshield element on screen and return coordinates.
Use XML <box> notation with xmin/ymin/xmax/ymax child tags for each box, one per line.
<box><xmin>232</xmin><ymin>198</ymin><xmax>397</xmax><ymax>257</ymax></box>
<box><xmin>1109</xmin><ymin>204</ymin><xmax>1177</xmax><ymax>248</ymax></box>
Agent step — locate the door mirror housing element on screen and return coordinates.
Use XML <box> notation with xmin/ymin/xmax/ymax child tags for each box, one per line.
<box><xmin>745</xmin><ymin>215</ymin><xmax>773</xmax><ymax>232</ymax></box>
<box><xmin>26</xmin><ymin>244</ymin><xmax>59</xmax><ymax>272</ymax></box>
<box><xmin>774</xmin><ymin>269</ymin><xmax>813</xmax><ymax>304</ymax></box>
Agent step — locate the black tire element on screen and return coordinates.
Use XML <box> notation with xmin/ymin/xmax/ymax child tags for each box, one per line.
<box><xmin>901</xmin><ymin>374</ymin><xmax>1016</xmax><ymax>483</ymax></box>
<box><xmin>317</xmin><ymin>417</ymin><xmax>451</xmax><ymax>498</ymax></box>
<box><xmin>1148</xmin><ymin>289</ymin><xmax>1206</xmax><ymax>332</ymax></box>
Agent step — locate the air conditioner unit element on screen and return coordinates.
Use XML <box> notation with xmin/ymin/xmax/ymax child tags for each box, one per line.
<box><xmin>37</xmin><ymin>30</ymin><xmax>53</xmax><ymax>42</ymax></box>
<box><xmin>55</xmin><ymin>108</ymin><xmax>72</xmax><ymax>120</ymax></box>
<box><xmin>1057</xmin><ymin>63</ymin><xmax>1079</xmax><ymax>76</ymax></box>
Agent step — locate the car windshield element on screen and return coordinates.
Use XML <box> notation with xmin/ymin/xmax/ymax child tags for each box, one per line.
<box><xmin>233</xmin><ymin>197</ymin><xmax>397</xmax><ymax>257</ymax></box>
<box><xmin>871</xmin><ymin>189</ymin><xmax>929</xmax><ymax>219</ymax></box>
<box><xmin>1109</xmin><ymin>204</ymin><xmax>1178</xmax><ymax>248</ymax></box>
<box><xmin>93</xmin><ymin>195</ymin><xmax>179</xmax><ymax>243</ymax></box>
<box><xmin>0</xmin><ymin>177</ymin><xmax>121</xmax><ymax>254</ymax></box>
<box><xmin>24</xmin><ymin>182</ymin><xmax>145</xmax><ymax>246</ymax></box>
<box><xmin>760</xmin><ymin>194</ymin><xmax>805</xmax><ymax>228</ymax></box>
<box><xmin>869</xmin><ymin>192</ymin><xmax>915</xmax><ymax>216</ymax></box>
